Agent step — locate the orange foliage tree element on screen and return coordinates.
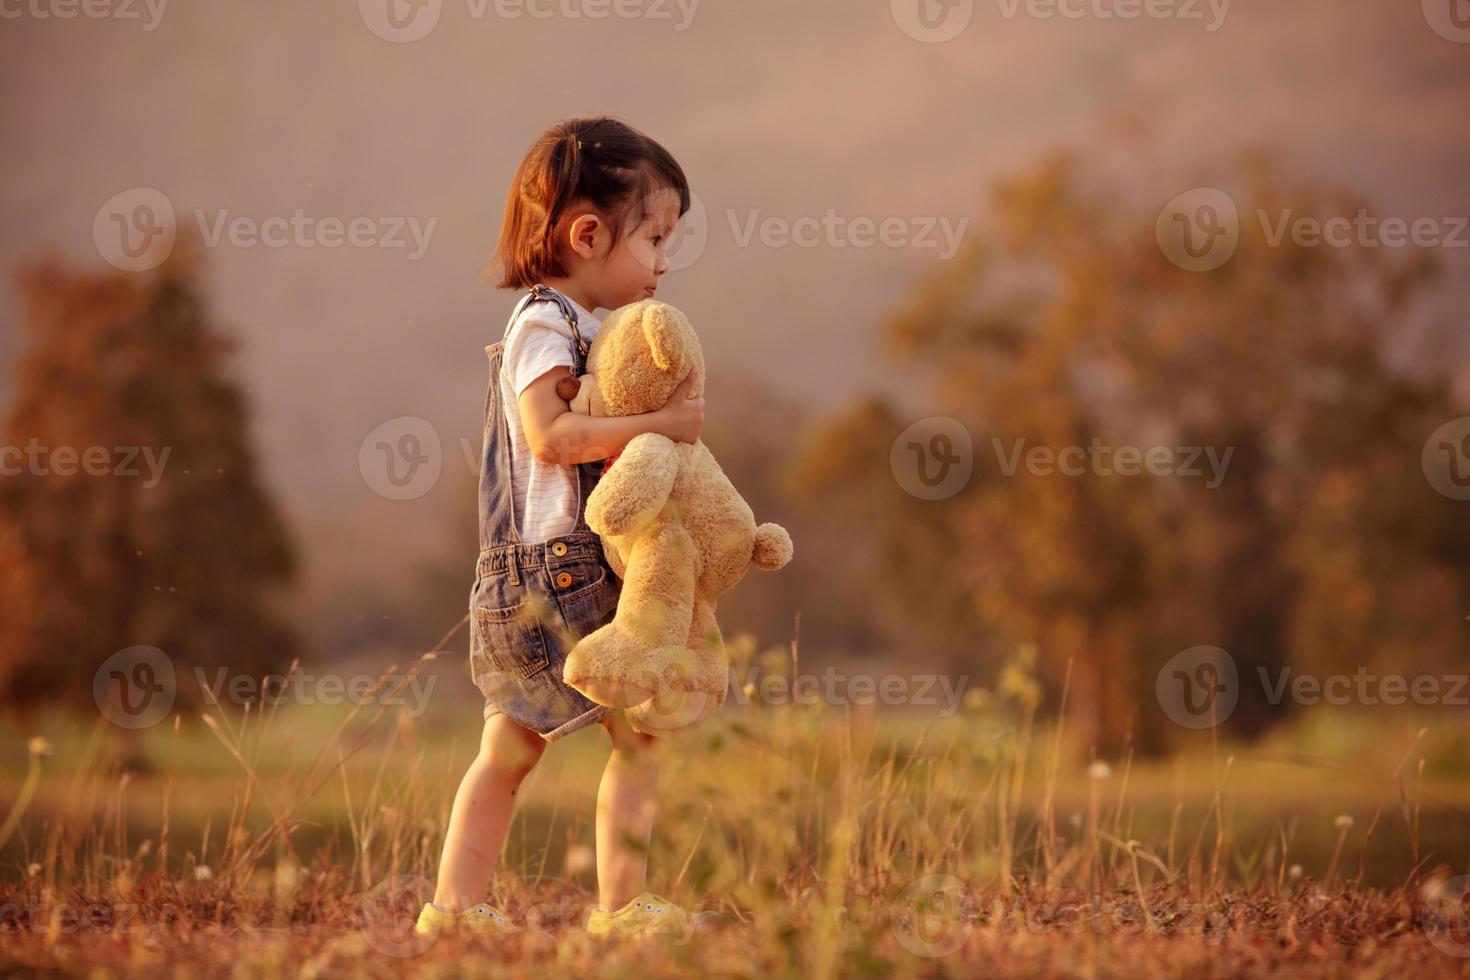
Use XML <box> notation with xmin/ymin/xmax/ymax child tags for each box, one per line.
<box><xmin>0</xmin><ymin>243</ymin><xmax>298</xmax><ymax>715</ymax></box>
<box><xmin>789</xmin><ymin>150</ymin><xmax>1468</xmax><ymax>752</ymax></box>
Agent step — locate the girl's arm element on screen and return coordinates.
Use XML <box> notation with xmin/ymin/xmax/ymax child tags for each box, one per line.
<box><xmin>519</xmin><ymin>365</ymin><xmax>703</xmax><ymax>466</ymax></box>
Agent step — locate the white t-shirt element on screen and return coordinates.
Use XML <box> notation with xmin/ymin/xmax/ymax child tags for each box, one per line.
<box><xmin>499</xmin><ymin>294</ymin><xmax>602</xmax><ymax>544</ymax></box>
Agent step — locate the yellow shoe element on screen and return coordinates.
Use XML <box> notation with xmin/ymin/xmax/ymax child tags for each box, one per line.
<box><xmin>413</xmin><ymin>901</ymin><xmax>517</xmax><ymax>938</ymax></box>
<box><xmin>585</xmin><ymin>891</ymin><xmax>692</xmax><ymax>941</ymax></box>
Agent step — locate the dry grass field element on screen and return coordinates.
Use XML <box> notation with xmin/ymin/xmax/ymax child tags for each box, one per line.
<box><xmin>3</xmin><ymin>641</ymin><xmax>1469</xmax><ymax>978</ymax></box>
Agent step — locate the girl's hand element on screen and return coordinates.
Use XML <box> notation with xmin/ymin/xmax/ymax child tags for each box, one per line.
<box><xmin>656</xmin><ymin>368</ymin><xmax>704</xmax><ymax>444</ymax></box>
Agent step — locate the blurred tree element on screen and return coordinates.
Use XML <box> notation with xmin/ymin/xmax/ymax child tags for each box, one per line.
<box><xmin>701</xmin><ymin>372</ymin><xmax>860</xmax><ymax>658</ymax></box>
<box><xmin>0</xmin><ymin>237</ymin><xmax>298</xmax><ymax>718</ymax></box>
<box><xmin>788</xmin><ymin>149</ymin><xmax>1469</xmax><ymax>752</ymax></box>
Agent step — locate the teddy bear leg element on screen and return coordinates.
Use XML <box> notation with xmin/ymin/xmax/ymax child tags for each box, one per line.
<box><xmin>627</xmin><ymin>599</ymin><xmax>728</xmax><ymax>736</ymax></box>
<box><xmin>564</xmin><ymin>523</ymin><xmax>698</xmax><ymax>709</ymax></box>
<box><xmin>687</xmin><ymin>599</ymin><xmax>728</xmax><ymax>707</ymax></box>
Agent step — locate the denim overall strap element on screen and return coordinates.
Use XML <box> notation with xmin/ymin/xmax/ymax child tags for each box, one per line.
<box><xmin>477</xmin><ymin>286</ymin><xmax>605</xmax><ymax>586</ymax></box>
<box><xmin>526</xmin><ymin>283</ymin><xmax>591</xmax><ymax>367</ymax></box>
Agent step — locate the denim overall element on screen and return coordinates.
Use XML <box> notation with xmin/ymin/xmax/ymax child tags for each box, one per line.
<box><xmin>469</xmin><ymin>285</ymin><xmax>620</xmax><ymax>740</ymax></box>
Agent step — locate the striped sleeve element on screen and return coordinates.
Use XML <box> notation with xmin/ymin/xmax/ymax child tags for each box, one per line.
<box><xmin>504</xmin><ymin>315</ymin><xmax>575</xmax><ymax>398</ymax></box>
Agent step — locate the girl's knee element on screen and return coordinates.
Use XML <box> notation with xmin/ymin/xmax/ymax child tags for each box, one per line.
<box><xmin>601</xmin><ymin>712</ymin><xmax>662</xmax><ymax>755</ymax></box>
<box><xmin>479</xmin><ymin>714</ymin><xmax>547</xmax><ymax>773</ymax></box>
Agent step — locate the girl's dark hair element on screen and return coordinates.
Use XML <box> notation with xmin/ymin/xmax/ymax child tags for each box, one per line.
<box><xmin>486</xmin><ymin>116</ymin><xmax>689</xmax><ymax>289</ymax></box>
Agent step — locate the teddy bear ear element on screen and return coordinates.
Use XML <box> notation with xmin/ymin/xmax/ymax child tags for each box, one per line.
<box><xmin>641</xmin><ymin>301</ymin><xmax>683</xmax><ymax>374</ymax></box>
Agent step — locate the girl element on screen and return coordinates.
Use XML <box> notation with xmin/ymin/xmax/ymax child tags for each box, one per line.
<box><xmin>416</xmin><ymin>117</ymin><xmax>704</xmax><ymax>941</ymax></box>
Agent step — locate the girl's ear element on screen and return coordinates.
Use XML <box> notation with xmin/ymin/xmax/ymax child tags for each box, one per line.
<box><xmin>566</xmin><ymin>212</ymin><xmax>601</xmax><ymax>259</ymax></box>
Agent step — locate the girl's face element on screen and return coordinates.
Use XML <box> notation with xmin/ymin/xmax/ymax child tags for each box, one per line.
<box><xmin>600</xmin><ymin>187</ymin><xmax>683</xmax><ymax>308</ymax></box>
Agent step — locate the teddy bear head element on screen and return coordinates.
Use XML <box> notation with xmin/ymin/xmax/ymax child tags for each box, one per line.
<box><xmin>568</xmin><ymin>300</ymin><xmax>705</xmax><ymax>418</ymax></box>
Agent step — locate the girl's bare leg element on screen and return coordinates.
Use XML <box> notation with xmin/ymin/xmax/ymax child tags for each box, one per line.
<box><xmin>595</xmin><ymin>710</ymin><xmax>663</xmax><ymax>911</ymax></box>
<box><xmin>431</xmin><ymin>713</ymin><xmax>547</xmax><ymax>911</ymax></box>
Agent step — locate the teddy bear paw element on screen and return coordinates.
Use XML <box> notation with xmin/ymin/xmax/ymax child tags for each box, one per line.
<box><xmin>563</xmin><ymin>623</ymin><xmax>660</xmax><ymax>708</ymax></box>
<box><xmin>622</xmin><ymin>646</ymin><xmax>729</xmax><ymax>736</ymax></box>
<box><xmin>627</xmin><ymin>690</ymin><xmax>718</xmax><ymax>735</ymax></box>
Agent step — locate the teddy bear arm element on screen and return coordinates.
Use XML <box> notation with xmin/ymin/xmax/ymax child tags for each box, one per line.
<box><xmin>586</xmin><ymin>432</ymin><xmax>680</xmax><ymax>537</ymax></box>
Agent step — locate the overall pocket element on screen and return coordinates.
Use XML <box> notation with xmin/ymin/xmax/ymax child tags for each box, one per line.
<box><xmin>470</xmin><ymin>580</ymin><xmax>552</xmax><ymax>680</ymax></box>
<box><xmin>553</xmin><ymin>557</ymin><xmax>622</xmax><ymax>640</ymax></box>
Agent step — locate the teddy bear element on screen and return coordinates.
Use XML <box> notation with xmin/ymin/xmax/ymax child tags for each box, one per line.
<box><xmin>559</xmin><ymin>299</ymin><xmax>793</xmax><ymax>735</ymax></box>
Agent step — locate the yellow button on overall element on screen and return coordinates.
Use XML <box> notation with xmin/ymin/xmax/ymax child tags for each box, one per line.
<box><xmin>551</xmin><ymin>541</ymin><xmax>568</xmax><ymax>557</ymax></box>
<box><xmin>555</xmin><ymin>571</ymin><xmax>573</xmax><ymax>589</ymax></box>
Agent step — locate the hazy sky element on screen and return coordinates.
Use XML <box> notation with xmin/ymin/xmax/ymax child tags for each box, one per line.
<box><xmin>2</xmin><ymin>0</ymin><xmax>1466</xmax><ymax>618</ymax></box>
